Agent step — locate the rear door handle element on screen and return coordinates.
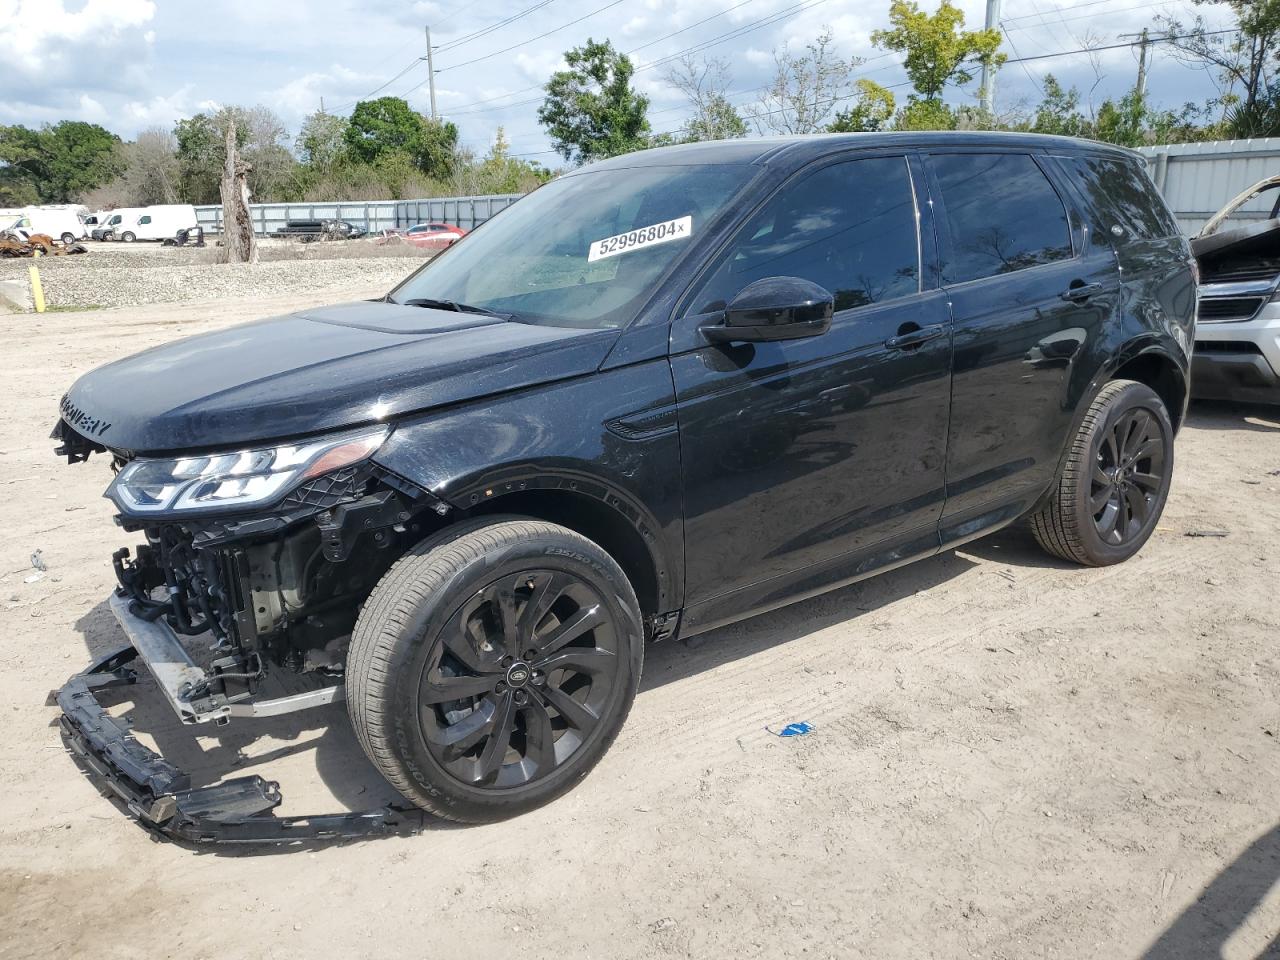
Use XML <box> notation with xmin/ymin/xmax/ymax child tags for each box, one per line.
<box><xmin>885</xmin><ymin>324</ymin><xmax>946</xmax><ymax>350</ymax></box>
<box><xmin>1060</xmin><ymin>281</ymin><xmax>1103</xmax><ymax>302</ymax></box>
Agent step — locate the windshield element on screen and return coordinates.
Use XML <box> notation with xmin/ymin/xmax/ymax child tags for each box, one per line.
<box><xmin>389</xmin><ymin>163</ymin><xmax>757</xmax><ymax>328</ymax></box>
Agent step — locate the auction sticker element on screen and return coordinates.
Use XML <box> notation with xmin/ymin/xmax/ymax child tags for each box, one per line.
<box><xmin>588</xmin><ymin>215</ymin><xmax>692</xmax><ymax>262</ymax></box>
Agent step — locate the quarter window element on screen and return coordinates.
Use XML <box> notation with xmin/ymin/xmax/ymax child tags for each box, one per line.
<box><xmin>1058</xmin><ymin>155</ymin><xmax>1180</xmax><ymax>240</ymax></box>
<box><xmin>689</xmin><ymin>156</ymin><xmax>921</xmax><ymax>315</ymax></box>
<box><xmin>931</xmin><ymin>153</ymin><xmax>1072</xmax><ymax>284</ymax></box>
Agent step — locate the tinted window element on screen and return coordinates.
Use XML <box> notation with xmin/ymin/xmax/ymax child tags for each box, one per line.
<box><xmin>139</xmin><ymin>216</ymin><xmax>151</xmax><ymax>224</ymax></box>
<box><xmin>1059</xmin><ymin>155</ymin><xmax>1179</xmax><ymax>240</ymax></box>
<box><xmin>392</xmin><ymin>165</ymin><xmax>756</xmax><ymax>329</ymax></box>
<box><xmin>689</xmin><ymin>156</ymin><xmax>920</xmax><ymax>314</ymax></box>
<box><xmin>932</xmin><ymin>153</ymin><xmax>1072</xmax><ymax>283</ymax></box>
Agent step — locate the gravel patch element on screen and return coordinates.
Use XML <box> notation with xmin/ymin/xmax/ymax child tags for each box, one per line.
<box><xmin>0</xmin><ymin>246</ymin><xmax>428</xmax><ymax>309</ymax></box>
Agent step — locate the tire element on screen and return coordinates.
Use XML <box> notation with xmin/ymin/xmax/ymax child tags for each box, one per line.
<box><xmin>60</xmin><ymin>232</ymin><xmax>75</xmax><ymax>245</ymax></box>
<box><xmin>1030</xmin><ymin>379</ymin><xmax>1174</xmax><ymax>566</ymax></box>
<box><xmin>347</xmin><ymin>517</ymin><xmax>644</xmax><ymax>822</ymax></box>
<box><xmin>120</xmin><ymin>231</ymin><xmax>135</xmax><ymax>242</ymax></box>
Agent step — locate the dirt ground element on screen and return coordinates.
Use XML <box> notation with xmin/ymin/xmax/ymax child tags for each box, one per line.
<box><xmin>1</xmin><ymin>290</ymin><xmax>1278</xmax><ymax>960</ymax></box>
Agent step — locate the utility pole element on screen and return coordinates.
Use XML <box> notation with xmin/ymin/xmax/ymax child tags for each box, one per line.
<box><xmin>979</xmin><ymin>0</ymin><xmax>1002</xmax><ymax>114</ymax></box>
<box><xmin>1120</xmin><ymin>29</ymin><xmax>1151</xmax><ymax>97</ymax></box>
<box><xmin>424</xmin><ymin>25</ymin><xmax>438</xmax><ymax>120</ymax></box>
<box><xmin>1136</xmin><ymin>28</ymin><xmax>1150</xmax><ymax>97</ymax></box>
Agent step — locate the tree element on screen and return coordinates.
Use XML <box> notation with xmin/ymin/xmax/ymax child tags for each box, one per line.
<box><xmin>538</xmin><ymin>39</ymin><xmax>651</xmax><ymax>163</ymax></box>
<box><xmin>0</xmin><ymin>121</ymin><xmax>122</xmax><ymax>203</ymax></box>
<box><xmin>1156</xmin><ymin>1</ymin><xmax>1280</xmax><ymax>136</ymax></box>
<box><xmin>664</xmin><ymin>56</ymin><xmax>748</xmax><ymax>141</ymax></box>
<box><xmin>119</xmin><ymin>127</ymin><xmax>180</xmax><ymax>205</ymax></box>
<box><xmin>1028</xmin><ymin>75</ymin><xmax>1089</xmax><ymax>137</ymax></box>
<box><xmin>828</xmin><ymin>79</ymin><xmax>898</xmax><ymax>131</ymax></box>
<box><xmin>175</xmin><ymin>106</ymin><xmax>295</xmax><ymax>203</ymax></box>
<box><xmin>872</xmin><ymin>0</ymin><xmax>1004</xmax><ymax>102</ymax></box>
<box><xmin>343</xmin><ymin>97</ymin><xmax>458</xmax><ymax>179</ymax></box>
<box><xmin>749</xmin><ymin>30</ymin><xmax>863</xmax><ymax>134</ymax></box>
<box><xmin>297</xmin><ymin>110</ymin><xmax>348</xmax><ymax>171</ymax></box>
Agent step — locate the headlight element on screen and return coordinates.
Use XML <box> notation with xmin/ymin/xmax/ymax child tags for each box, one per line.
<box><xmin>107</xmin><ymin>426</ymin><xmax>389</xmax><ymax>515</ymax></box>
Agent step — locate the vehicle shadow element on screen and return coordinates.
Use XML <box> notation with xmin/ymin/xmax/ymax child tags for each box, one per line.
<box><xmin>1140</xmin><ymin>822</ymin><xmax>1280</xmax><ymax>959</ymax></box>
<box><xmin>64</xmin><ymin>537</ymin><xmax>990</xmax><ymax>855</ymax></box>
<box><xmin>1186</xmin><ymin>399</ymin><xmax>1280</xmax><ymax>433</ymax></box>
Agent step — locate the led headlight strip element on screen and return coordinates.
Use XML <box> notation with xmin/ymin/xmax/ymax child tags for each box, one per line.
<box><xmin>107</xmin><ymin>426</ymin><xmax>389</xmax><ymax>515</ymax></box>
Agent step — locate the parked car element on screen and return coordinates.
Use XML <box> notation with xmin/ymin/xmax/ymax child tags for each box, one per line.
<box><xmin>271</xmin><ymin>218</ymin><xmax>366</xmax><ymax>241</ymax></box>
<box><xmin>1191</xmin><ymin>174</ymin><xmax>1280</xmax><ymax>404</ymax></box>
<box><xmin>51</xmin><ymin>132</ymin><xmax>1194</xmax><ymax>841</ymax></box>
<box><xmin>404</xmin><ymin>221</ymin><xmax>468</xmax><ymax>249</ymax></box>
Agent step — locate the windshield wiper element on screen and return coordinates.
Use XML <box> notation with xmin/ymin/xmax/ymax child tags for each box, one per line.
<box><xmin>400</xmin><ymin>297</ymin><xmax>511</xmax><ymax>320</ymax></box>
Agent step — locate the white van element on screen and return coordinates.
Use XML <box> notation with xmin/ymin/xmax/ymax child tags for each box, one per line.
<box><xmin>9</xmin><ymin>206</ymin><xmax>87</xmax><ymax>244</ymax></box>
<box><xmin>93</xmin><ymin>208</ymin><xmax>143</xmax><ymax>241</ymax></box>
<box><xmin>113</xmin><ymin>204</ymin><xmax>199</xmax><ymax>242</ymax></box>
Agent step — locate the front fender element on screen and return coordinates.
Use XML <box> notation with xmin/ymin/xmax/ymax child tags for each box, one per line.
<box><xmin>372</xmin><ymin>359</ymin><xmax>684</xmax><ymax>612</ymax></box>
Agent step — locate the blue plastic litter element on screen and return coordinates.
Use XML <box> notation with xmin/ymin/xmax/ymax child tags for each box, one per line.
<box><xmin>767</xmin><ymin>721</ymin><xmax>813</xmax><ymax>737</ymax></box>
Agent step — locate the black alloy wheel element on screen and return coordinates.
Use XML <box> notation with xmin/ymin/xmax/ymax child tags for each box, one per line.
<box><xmin>419</xmin><ymin>570</ymin><xmax>620</xmax><ymax>789</ymax></box>
<box><xmin>347</xmin><ymin>517</ymin><xmax>643</xmax><ymax>822</ymax></box>
<box><xmin>1089</xmin><ymin>406</ymin><xmax>1167</xmax><ymax>546</ymax></box>
<box><xmin>1030</xmin><ymin>379</ymin><xmax>1174</xmax><ymax>566</ymax></box>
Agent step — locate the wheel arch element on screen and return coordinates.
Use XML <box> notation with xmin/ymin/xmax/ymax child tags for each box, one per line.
<box><xmin>1108</xmin><ymin>348</ymin><xmax>1188</xmax><ymax>432</ymax></box>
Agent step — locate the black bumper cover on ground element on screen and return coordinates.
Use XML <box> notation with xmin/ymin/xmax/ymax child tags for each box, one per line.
<box><xmin>56</xmin><ymin>644</ymin><xmax>423</xmax><ymax>845</ymax></box>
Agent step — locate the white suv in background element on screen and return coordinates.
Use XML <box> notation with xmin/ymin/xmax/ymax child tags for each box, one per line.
<box><xmin>1192</xmin><ymin>175</ymin><xmax>1280</xmax><ymax>404</ymax></box>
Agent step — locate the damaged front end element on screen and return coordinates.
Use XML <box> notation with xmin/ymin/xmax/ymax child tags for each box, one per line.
<box><xmin>51</xmin><ymin>417</ymin><xmax>447</xmax><ymax>843</ymax></box>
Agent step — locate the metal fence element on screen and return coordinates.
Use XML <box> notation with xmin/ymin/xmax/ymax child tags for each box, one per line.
<box><xmin>1136</xmin><ymin>138</ymin><xmax>1280</xmax><ymax>235</ymax></box>
<box><xmin>194</xmin><ymin>193</ymin><xmax>524</xmax><ymax>236</ymax></box>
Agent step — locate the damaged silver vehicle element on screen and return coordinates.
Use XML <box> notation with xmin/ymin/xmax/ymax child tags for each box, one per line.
<box><xmin>1192</xmin><ymin>174</ymin><xmax>1280</xmax><ymax>404</ymax></box>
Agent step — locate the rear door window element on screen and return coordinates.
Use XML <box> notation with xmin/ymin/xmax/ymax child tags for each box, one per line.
<box><xmin>688</xmin><ymin>155</ymin><xmax>921</xmax><ymax>314</ymax></box>
<box><xmin>1057</xmin><ymin>155</ymin><xmax>1179</xmax><ymax>240</ymax></box>
<box><xmin>930</xmin><ymin>153</ymin><xmax>1072</xmax><ymax>284</ymax></box>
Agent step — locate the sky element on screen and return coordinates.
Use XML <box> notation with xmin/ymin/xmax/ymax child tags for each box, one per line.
<box><xmin>0</xmin><ymin>0</ymin><xmax>1239</xmax><ymax>162</ymax></box>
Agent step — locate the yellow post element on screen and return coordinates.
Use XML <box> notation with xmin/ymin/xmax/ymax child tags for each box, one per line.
<box><xmin>28</xmin><ymin>265</ymin><xmax>45</xmax><ymax>313</ymax></box>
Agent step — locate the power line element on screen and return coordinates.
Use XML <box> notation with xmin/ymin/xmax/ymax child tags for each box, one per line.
<box><xmin>624</xmin><ymin>0</ymin><xmax>762</xmax><ymax>55</ymax></box>
<box><xmin>434</xmin><ymin>0</ymin><xmax>557</xmax><ymax>53</ymax></box>
<box><xmin>331</xmin><ymin>57</ymin><xmax>427</xmax><ymax>113</ymax></box>
<box><xmin>1002</xmin><ymin>0</ymin><xmax>1130</xmax><ymax>23</ymax></box>
<box><xmin>432</xmin><ymin>0</ymin><xmax>631</xmax><ymax>74</ymax></box>
<box><xmin>1002</xmin><ymin>27</ymin><xmax>1236</xmax><ymax>64</ymax></box>
<box><xmin>637</xmin><ymin>0</ymin><xmax>831</xmax><ymax>73</ymax></box>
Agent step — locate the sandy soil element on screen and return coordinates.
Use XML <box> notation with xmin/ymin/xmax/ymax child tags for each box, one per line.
<box><xmin>1</xmin><ymin>291</ymin><xmax>1278</xmax><ymax>960</ymax></box>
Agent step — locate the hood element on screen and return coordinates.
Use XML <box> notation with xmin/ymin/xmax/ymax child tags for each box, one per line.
<box><xmin>61</xmin><ymin>301</ymin><xmax>617</xmax><ymax>453</ymax></box>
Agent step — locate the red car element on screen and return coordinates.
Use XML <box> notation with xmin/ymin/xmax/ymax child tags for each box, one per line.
<box><xmin>401</xmin><ymin>222</ymin><xmax>468</xmax><ymax>250</ymax></box>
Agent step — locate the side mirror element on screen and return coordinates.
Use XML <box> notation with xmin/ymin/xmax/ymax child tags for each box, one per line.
<box><xmin>701</xmin><ymin>277</ymin><xmax>834</xmax><ymax>343</ymax></box>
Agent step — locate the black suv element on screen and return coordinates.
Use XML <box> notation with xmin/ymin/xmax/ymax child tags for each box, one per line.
<box><xmin>52</xmin><ymin>133</ymin><xmax>1195</xmax><ymax>841</ymax></box>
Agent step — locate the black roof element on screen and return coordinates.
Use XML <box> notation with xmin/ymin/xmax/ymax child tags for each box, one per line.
<box><xmin>582</xmin><ymin>131</ymin><xmax>1138</xmax><ymax>172</ymax></box>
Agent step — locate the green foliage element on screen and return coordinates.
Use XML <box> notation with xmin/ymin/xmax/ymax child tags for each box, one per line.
<box><xmin>1029</xmin><ymin>75</ymin><xmax>1089</xmax><ymax>137</ymax></box>
<box><xmin>343</xmin><ymin>97</ymin><xmax>457</xmax><ymax>179</ymax></box>
<box><xmin>896</xmin><ymin>96</ymin><xmax>958</xmax><ymax>130</ymax></box>
<box><xmin>538</xmin><ymin>38</ymin><xmax>651</xmax><ymax>163</ymax></box>
<box><xmin>682</xmin><ymin>93</ymin><xmax>748</xmax><ymax>141</ymax></box>
<box><xmin>872</xmin><ymin>0</ymin><xmax>1004</xmax><ymax>101</ymax></box>
<box><xmin>827</xmin><ymin>79</ymin><xmax>897</xmax><ymax>132</ymax></box>
<box><xmin>175</xmin><ymin>106</ymin><xmax>296</xmax><ymax>203</ymax></box>
<box><xmin>0</xmin><ymin>121</ymin><xmax>122</xmax><ymax>203</ymax></box>
<box><xmin>297</xmin><ymin>110</ymin><xmax>348</xmax><ymax>170</ymax></box>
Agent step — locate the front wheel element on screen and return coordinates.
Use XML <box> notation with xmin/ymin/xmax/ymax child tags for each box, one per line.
<box><xmin>1030</xmin><ymin>379</ymin><xmax>1174</xmax><ymax>566</ymax></box>
<box><xmin>347</xmin><ymin>518</ymin><xmax>643</xmax><ymax>822</ymax></box>
<box><xmin>120</xmin><ymin>231</ymin><xmax>135</xmax><ymax>242</ymax></box>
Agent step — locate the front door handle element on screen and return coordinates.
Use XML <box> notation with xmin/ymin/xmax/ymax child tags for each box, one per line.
<box><xmin>1060</xmin><ymin>281</ymin><xmax>1103</xmax><ymax>302</ymax></box>
<box><xmin>885</xmin><ymin>323</ymin><xmax>946</xmax><ymax>350</ymax></box>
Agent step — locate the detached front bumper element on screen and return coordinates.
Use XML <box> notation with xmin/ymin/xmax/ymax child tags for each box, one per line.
<box><xmin>1194</xmin><ymin>297</ymin><xmax>1280</xmax><ymax>404</ymax></box>
<box><xmin>55</xmin><ymin>595</ymin><xmax>423</xmax><ymax>845</ymax></box>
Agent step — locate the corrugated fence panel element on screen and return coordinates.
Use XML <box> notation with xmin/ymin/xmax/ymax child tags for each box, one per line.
<box><xmin>1136</xmin><ymin>139</ymin><xmax>1280</xmax><ymax>235</ymax></box>
<box><xmin>194</xmin><ymin>193</ymin><xmax>523</xmax><ymax>235</ymax></box>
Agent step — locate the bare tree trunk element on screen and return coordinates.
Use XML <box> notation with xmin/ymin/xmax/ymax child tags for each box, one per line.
<box><xmin>219</xmin><ymin>123</ymin><xmax>258</xmax><ymax>264</ymax></box>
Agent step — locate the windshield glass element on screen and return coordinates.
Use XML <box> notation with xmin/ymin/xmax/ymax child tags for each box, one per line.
<box><xmin>389</xmin><ymin>164</ymin><xmax>757</xmax><ymax>328</ymax></box>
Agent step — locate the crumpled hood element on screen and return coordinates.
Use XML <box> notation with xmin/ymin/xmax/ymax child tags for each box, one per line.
<box><xmin>60</xmin><ymin>301</ymin><xmax>617</xmax><ymax>453</ymax></box>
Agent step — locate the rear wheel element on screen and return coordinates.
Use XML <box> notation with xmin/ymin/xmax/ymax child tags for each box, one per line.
<box><xmin>347</xmin><ymin>518</ymin><xmax>643</xmax><ymax>822</ymax></box>
<box><xmin>1031</xmin><ymin>379</ymin><xmax>1173</xmax><ymax>566</ymax></box>
<box><xmin>60</xmin><ymin>232</ymin><xmax>75</xmax><ymax>245</ymax></box>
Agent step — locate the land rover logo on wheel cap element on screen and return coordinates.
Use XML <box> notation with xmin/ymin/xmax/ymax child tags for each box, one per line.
<box><xmin>506</xmin><ymin>663</ymin><xmax>531</xmax><ymax>686</ymax></box>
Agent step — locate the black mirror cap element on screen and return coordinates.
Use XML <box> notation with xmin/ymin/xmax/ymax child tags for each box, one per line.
<box><xmin>704</xmin><ymin>276</ymin><xmax>835</xmax><ymax>343</ymax></box>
